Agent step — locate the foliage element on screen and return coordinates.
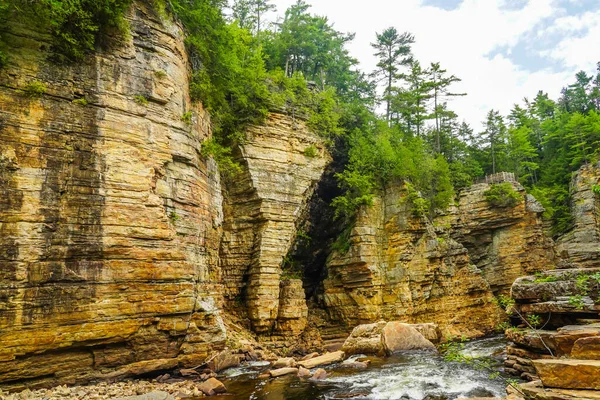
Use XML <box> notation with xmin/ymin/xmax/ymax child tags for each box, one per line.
<box><xmin>494</xmin><ymin>294</ymin><xmax>515</xmax><ymax>312</ymax></box>
<box><xmin>7</xmin><ymin>0</ymin><xmax>132</xmax><ymax>63</ymax></box>
<box><xmin>24</xmin><ymin>81</ymin><xmax>47</xmax><ymax>97</ymax></box>
<box><xmin>304</xmin><ymin>145</ymin><xmax>318</xmax><ymax>158</ymax></box>
<box><xmin>181</xmin><ymin>111</ymin><xmax>193</xmax><ymax>124</ymax></box>
<box><xmin>568</xmin><ymin>295</ymin><xmax>585</xmax><ymax>310</ymax></box>
<box><xmin>526</xmin><ymin>314</ymin><xmax>542</xmax><ymax>328</ymax></box>
<box><xmin>484</xmin><ymin>183</ymin><xmax>522</xmax><ymax>208</ymax></box>
<box><xmin>331</xmin><ymin>223</ymin><xmax>353</xmax><ymax>255</ymax></box>
<box><xmin>134</xmin><ymin>95</ymin><xmax>148</xmax><ymax>106</ymax></box>
<box><xmin>593</xmin><ymin>185</ymin><xmax>600</xmax><ymax>195</ymax></box>
<box><xmin>155</xmin><ymin>70</ymin><xmax>167</xmax><ymax>79</ymax></box>
<box><xmin>72</xmin><ymin>98</ymin><xmax>88</xmax><ymax>106</ymax></box>
<box><xmin>200</xmin><ymin>138</ymin><xmax>242</xmax><ymax>178</ymax></box>
<box><xmin>533</xmin><ymin>273</ymin><xmax>558</xmax><ymax>283</ymax></box>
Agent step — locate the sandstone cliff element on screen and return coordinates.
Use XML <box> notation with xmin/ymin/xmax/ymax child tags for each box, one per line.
<box><xmin>0</xmin><ymin>0</ymin><xmax>571</xmax><ymax>392</ymax></box>
<box><xmin>323</xmin><ymin>177</ymin><xmax>556</xmax><ymax>338</ymax></box>
<box><xmin>0</xmin><ymin>2</ymin><xmax>328</xmax><ymax>390</ymax></box>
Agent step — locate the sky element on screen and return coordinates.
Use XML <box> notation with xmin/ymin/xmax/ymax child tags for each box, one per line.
<box><xmin>267</xmin><ymin>0</ymin><xmax>600</xmax><ymax>130</ymax></box>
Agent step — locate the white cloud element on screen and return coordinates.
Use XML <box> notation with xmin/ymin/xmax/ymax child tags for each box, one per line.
<box><xmin>268</xmin><ymin>0</ymin><xmax>599</xmax><ymax>129</ymax></box>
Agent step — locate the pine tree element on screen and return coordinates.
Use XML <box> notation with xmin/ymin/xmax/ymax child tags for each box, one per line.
<box><xmin>429</xmin><ymin>62</ymin><xmax>465</xmax><ymax>153</ymax></box>
<box><xmin>370</xmin><ymin>27</ymin><xmax>414</xmax><ymax>123</ymax></box>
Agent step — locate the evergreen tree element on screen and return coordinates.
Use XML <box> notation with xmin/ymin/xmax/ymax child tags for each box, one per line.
<box><xmin>370</xmin><ymin>27</ymin><xmax>414</xmax><ymax>123</ymax></box>
<box><xmin>429</xmin><ymin>62</ymin><xmax>465</xmax><ymax>153</ymax></box>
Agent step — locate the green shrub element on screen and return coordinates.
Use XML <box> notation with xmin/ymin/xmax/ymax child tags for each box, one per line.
<box><xmin>568</xmin><ymin>295</ymin><xmax>585</xmax><ymax>309</ymax></box>
<box><xmin>155</xmin><ymin>70</ymin><xmax>167</xmax><ymax>79</ymax></box>
<box><xmin>303</xmin><ymin>145</ymin><xmax>318</xmax><ymax>158</ymax></box>
<box><xmin>72</xmin><ymin>98</ymin><xmax>88</xmax><ymax>106</ymax></box>
<box><xmin>593</xmin><ymin>185</ymin><xmax>600</xmax><ymax>195</ymax></box>
<box><xmin>534</xmin><ymin>272</ymin><xmax>558</xmax><ymax>283</ymax></box>
<box><xmin>9</xmin><ymin>0</ymin><xmax>132</xmax><ymax>63</ymax></box>
<box><xmin>181</xmin><ymin>111</ymin><xmax>193</xmax><ymax>124</ymax></box>
<box><xmin>484</xmin><ymin>182</ymin><xmax>522</xmax><ymax>208</ymax></box>
<box><xmin>24</xmin><ymin>81</ymin><xmax>47</xmax><ymax>97</ymax></box>
<box><xmin>201</xmin><ymin>138</ymin><xmax>242</xmax><ymax>178</ymax></box>
<box><xmin>134</xmin><ymin>95</ymin><xmax>148</xmax><ymax>106</ymax></box>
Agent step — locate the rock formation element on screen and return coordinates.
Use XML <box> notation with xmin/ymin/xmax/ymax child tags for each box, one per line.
<box><xmin>506</xmin><ymin>162</ymin><xmax>600</xmax><ymax>398</ymax></box>
<box><xmin>323</xmin><ymin>177</ymin><xmax>555</xmax><ymax>338</ymax></box>
<box><xmin>219</xmin><ymin>114</ymin><xmax>329</xmax><ymax>335</ymax></box>
<box><xmin>0</xmin><ymin>2</ymin><xmax>328</xmax><ymax>390</ymax></box>
<box><xmin>0</xmin><ymin>0</ymin><xmax>583</xmax><ymax>393</ymax></box>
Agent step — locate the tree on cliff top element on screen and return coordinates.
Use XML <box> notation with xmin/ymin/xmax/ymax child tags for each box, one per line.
<box><xmin>371</xmin><ymin>27</ymin><xmax>414</xmax><ymax>123</ymax></box>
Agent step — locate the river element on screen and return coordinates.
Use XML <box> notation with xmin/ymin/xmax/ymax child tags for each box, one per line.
<box><xmin>213</xmin><ymin>336</ymin><xmax>511</xmax><ymax>400</ymax></box>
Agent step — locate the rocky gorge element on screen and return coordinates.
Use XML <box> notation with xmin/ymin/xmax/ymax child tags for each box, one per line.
<box><xmin>1</xmin><ymin>1</ymin><xmax>600</xmax><ymax>399</ymax></box>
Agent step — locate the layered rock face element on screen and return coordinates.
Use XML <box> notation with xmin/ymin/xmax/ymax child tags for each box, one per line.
<box><xmin>219</xmin><ymin>114</ymin><xmax>329</xmax><ymax>335</ymax></box>
<box><xmin>506</xmin><ymin>164</ymin><xmax>600</xmax><ymax>398</ymax></box>
<box><xmin>324</xmin><ymin>178</ymin><xmax>555</xmax><ymax>338</ymax></box>
<box><xmin>556</xmin><ymin>162</ymin><xmax>600</xmax><ymax>268</ymax></box>
<box><xmin>0</xmin><ymin>3</ymin><xmax>226</xmax><ymax>390</ymax></box>
<box><xmin>452</xmin><ymin>179</ymin><xmax>556</xmax><ymax>295</ymax></box>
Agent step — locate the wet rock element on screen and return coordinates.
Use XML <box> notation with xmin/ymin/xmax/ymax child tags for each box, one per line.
<box><xmin>297</xmin><ymin>366</ymin><xmax>311</xmax><ymax>378</ymax></box>
<box><xmin>208</xmin><ymin>350</ymin><xmax>240</xmax><ymax>372</ymax></box>
<box><xmin>198</xmin><ymin>378</ymin><xmax>227</xmax><ymax>396</ymax></box>
<box><xmin>178</xmin><ymin>369</ymin><xmax>199</xmax><ymax>377</ymax></box>
<box><xmin>342</xmin><ymin>321</ymin><xmax>436</xmax><ymax>356</ymax></box>
<box><xmin>382</xmin><ymin>322</ymin><xmax>437</xmax><ymax>353</ymax></box>
<box><xmin>311</xmin><ymin>368</ymin><xmax>327</xmax><ymax>380</ymax></box>
<box><xmin>272</xmin><ymin>357</ymin><xmax>296</xmax><ymax>368</ymax></box>
<box><xmin>298</xmin><ymin>351</ymin><xmax>345</xmax><ymax>369</ymax></box>
<box><xmin>268</xmin><ymin>367</ymin><xmax>299</xmax><ymax>377</ymax></box>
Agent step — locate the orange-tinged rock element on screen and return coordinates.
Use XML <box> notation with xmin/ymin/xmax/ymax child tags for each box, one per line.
<box><xmin>533</xmin><ymin>359</ymin><xmax>600</xmax><ymax>390</ymax></box>
<box><xmin>571</xmin><ymin>336</ymin><xmax>600</xmax><ymax>360</ymax></box>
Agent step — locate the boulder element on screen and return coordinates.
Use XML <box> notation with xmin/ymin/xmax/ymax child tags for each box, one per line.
<box><xmin>208</xmin><ymin>350</ymin><xmax>240</xmax><ymax>372</ymax></box>
<box><xmin>297</xmin><ymin>366</ymin><xmax>311</xmax><ymax>378</ymax></box>
<box><xmin>382</xmin><ymin>322</ymin><xmax>437</xmax><ymax>353</ymax></box>
<box><xmin>301</xmin><ymin>352</ymin><xmax>320</xmax><ymax>361</ymax></box>
<box><xmin>272</xmin><ymin>357</ymin><xmax>296</xmax><ymax>368</ymax></box>
<box><xmin>342</xmin><ymin>321</ymin><xmax>437</xmax><ymax>355</ymax></box>
<box><xmin>410</xmin><ymin>323</ymin><xmax>442</xmax><ymax>344</ymax></box>
<box><xmin>342</xmin><ymin>322</ymin><xmax>387</xmax><ymax>356</ymax></box>
<box><xmin>297</xmin><ymin>351</ymin><xmax>345</xmax><ymax>369</ymax></box>
<box><xmin>518</xmin><ymin>380</ymin><xmax>600</xmax><ymax>399</ymax></box>
<box><xmin>198</xmin><ymin>378</ymin><xmax>227</xmax><ymax>396</ymax></box>
<box><xmin>533</xmin><ymin>359</ymin><xmax>600</xmax><ymax>390</ymax></box>
<box><xmin>311</xmin><ymin>368</ymin><xmax>327</xmax><ymax>380</ymax></box>
<box><xmin>269</xmin><ymin>367</ymin><xmax>299</xmax><ymax>377</ymax></box>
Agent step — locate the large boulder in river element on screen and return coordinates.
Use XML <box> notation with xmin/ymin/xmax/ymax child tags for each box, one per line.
<box><xmin>382</xmin><ymin>322</ymin><xmax>437</xmax><ymax>353</ymax></box>
<box><xmin>342</xmin><ymin>321</ymin><xmax>437</xmax><ymax>355</ymax></box>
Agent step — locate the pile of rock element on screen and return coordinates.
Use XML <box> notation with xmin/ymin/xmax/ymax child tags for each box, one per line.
<box><xmin>506</xmin><ymin>268</ymin><xmax>600</xmax><ymax>398</ymax></box>
<box><xmin>0</xmin><ymin>378</ymin><xmax>227</xmax><ymax>400</ymax></box>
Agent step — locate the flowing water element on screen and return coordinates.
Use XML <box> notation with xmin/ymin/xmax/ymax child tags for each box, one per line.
<box><xmin>213</xmin><ymin>336</ymin><xmax>511</xmax><ymax>400</ymax></box>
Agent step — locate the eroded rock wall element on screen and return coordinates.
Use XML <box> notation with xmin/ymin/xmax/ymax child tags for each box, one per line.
<box><xmin>556</xmin><ymin>162</ymin><xmax>600</xmax><ymax>269</ymax></box>
<box><xmin>219</xmin><ymin>114</ymin><xmax>330</xmax><ymax>335</ymax></box>
<box><xmin>452</xmin><ymin>180</ymin><xmax>556</xmax><ymax>294</ymax></box>
<box><xmin>324</xmin><ymin>179</ymin><xmax>556</xmax><ymax>338</ymax></box>
<box><xmin>0</xmin><ymin>3</ymin><xmax>225</xmax><ymax>390</ymax></box>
